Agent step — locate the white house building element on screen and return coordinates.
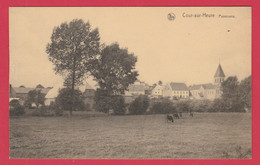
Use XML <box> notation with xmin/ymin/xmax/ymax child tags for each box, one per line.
<box><xmin>163</xmin><ymin>82</ymin><xmax>189</xmax><ymax>99</ymax></box>
<box><xmin>190</xmin><ymin>83</ymin><xmax>217</xmax><ymax>100</ymax></box>
<box><xmin>151</xmin><ymin>85</ymin><xmax>164</xmax><ymax>98</ymax></box>
<box><xmin>124</xmin><ymin>80</ymin><xmax>149</xmax><ymax>96</ymax></box>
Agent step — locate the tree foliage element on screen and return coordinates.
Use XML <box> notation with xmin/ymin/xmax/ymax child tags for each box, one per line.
<box><xmin>9</xmin><ymin>100</ymin><xmax>25</xmax><ymax>116</ymax></box>
<box><xmin>91</xmin><ymin>43</ymin><xmax>138</xmax><ymax>95</ymax></box>
<box><xmin>93</xmin><ymin>89</ymin><xmax>111</xmax><ymax>113</ymax></box>
<box><xmin>150</xmin><ymin>98</ymin><xmax>175</xmax><ymax>114</ymax></box>
<box><xmin>55</xmin><ymin>88</ymin><xmax>86</xmax><ymax>111</ymax></box>
<box><xmin>220</xmin><ymin>76</ymin><xmax>250</xmax><ymax>112</ymax></box>
<box><xmin>25</xmin><ymin>89</ymin><xmax>45</xmax><ymax>108</ymax></box>
<box><xmin>46</xmin><ymin>19</ymin><xmax>100</xmax><ymax>115</ymax></box>
<box><xmin>111</xmin><ymin>95</ymin><xmax>126</xmax><ymax>115</ymax></box>
<box><xmin>93</xmin><ymin>89</ymin><xmax>126</xmax><ymax>115</ymax></box>
<box><xmin>129</xmin><ymin>95</ymin><xmax>150</xmax><ymax>115</ymax></box>
<box><xmin>238</xmin><ymin>75</ymin><xmax>251</xmax><ymax>109</ymax></box>
<box><xmin>46</xmin><ymin>19</ymin><xmax>100</xmax><ymax>86</ymax></box>
<box><xmin>221</xmin><ymin>76</ymin><xmax>239</xmax><ymax>99</ymax></box>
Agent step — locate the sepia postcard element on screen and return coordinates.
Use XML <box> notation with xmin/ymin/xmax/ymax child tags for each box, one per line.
<box><xmin>8</xmin><ymin>6</ymin><xmax>252</xmax><ymax>161</ymax></box>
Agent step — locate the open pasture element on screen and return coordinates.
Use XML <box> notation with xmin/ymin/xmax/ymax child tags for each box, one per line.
<box><xmin>9</xmin><ymin>112</ymin><xmax>251</xmax><ymax>159</ymax></box>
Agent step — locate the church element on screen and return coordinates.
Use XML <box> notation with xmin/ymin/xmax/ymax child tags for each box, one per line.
<box><xmin>189</xmin><ymin>64</ymin><xmax>225</xmax><ymax>100</ymax></box>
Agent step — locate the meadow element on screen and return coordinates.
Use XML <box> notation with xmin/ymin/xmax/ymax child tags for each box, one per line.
<box><xmin>9</xmin><ymin>112</ymin><xmax>251</xmax><ymax>159</ymax></box>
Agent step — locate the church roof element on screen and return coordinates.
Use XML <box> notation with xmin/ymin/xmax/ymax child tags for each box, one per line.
<box><xmin>214</xmin><ymin>64</ymin><xmax>225</xmax><ymax>78</ymax></box>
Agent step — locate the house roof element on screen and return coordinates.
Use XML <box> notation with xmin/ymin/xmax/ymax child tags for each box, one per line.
<box><xmin>214</xmin><ymin>64</ymin><xmax>225</xmax><ymax>78</ymax></box>
<box><xmin>169</xmin><ymin>83</ymin><xmax>188</xmax><ymax>90</ymax></box>
<box><xmin>190</xmin><ymin>84</ymin><xmax>202</xmax><ymax>90</ymax></box>
<box><xmin>45</xmin><ymin>83</ymin><xmax>64</xmax><ymax>99</ymax></box>
<box><xmin>13</xmin><ymin>87</ymin><xmax>51</xmax><ymax>95</ymax></box>
<box><xmin>13</xmin><ymin>87</ymin><xmax>35</xmax><ymax>94</ymax></box>
<box><xmin>202</xmin><ymin>83</ymin><xmax>216</xmax><ymax>89</ymax></box>
<box><xmin>152</xmin><ymin>85</ymin><xmax>164</xmax><ymax>91</ymax></box>
<box><xmin>190</xmin><ymin>83</ymin><xmax>216</xmax><ymax>90</ymax></box>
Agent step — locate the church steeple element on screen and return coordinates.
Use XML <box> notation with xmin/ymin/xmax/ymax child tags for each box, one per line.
<box><xmin>214</xmin><ymin>64</ymin><xmax>225</xmax><ymax>84</ymax></box>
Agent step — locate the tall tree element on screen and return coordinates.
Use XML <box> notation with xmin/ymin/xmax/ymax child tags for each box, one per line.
<box><xmin>46</xmin><ymin>19</ymin><xmax>100</xmax><ymax>116</ymax></box>
<box><xmin>221</xmin><ymin>76</ymin><xmax>244</xmax><ymax>112</ymax></box>
<box><xmin>238</xmin><ymin>75</ymin><xmax>251</xmax><ymax>109</ymax></box>
<box><xmin>91</xmin><ymin>43</ymin><xmax>138</xmax><ymax>95</ymax></box>
<box><xmin>158</xmin><ymin>80</ymin><xmax>163</xmax><ymax>85</ymax></box>
<box><xmin>221</xmin><ymin>76</ymin><xmax>239</xmax><ymax>99</ymax></box>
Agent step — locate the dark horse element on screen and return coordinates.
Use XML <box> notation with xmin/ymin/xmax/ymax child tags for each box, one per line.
<box><xmin>166</xmin><ymin>115</ymin><xmax>174</xmax><ymax>122</ymax></box>
<box><xmin>173</xmin><ymin>113</ymin><xmax>180</xmax><ymax>119</ymax></box>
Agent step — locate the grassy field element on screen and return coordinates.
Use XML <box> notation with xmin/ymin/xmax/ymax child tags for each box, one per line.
<box><xmin>9</xmin><ymin>112</ymin><xmax>251</xmax><ymax>159</ymax></box>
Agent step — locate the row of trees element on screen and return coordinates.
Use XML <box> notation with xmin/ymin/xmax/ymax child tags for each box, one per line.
<box><xmin>17</xmin><ymin>74</ymin><xmax>250</xmax><ymax>116</ymax></box>
<box><xmin>46</xmin><ymin>19</ymin><xmax>138</xmax><ymax>116</ymax></box>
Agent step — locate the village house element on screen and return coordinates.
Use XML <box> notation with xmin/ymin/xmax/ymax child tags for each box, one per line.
<box><xmin>125</xmin><ymin>80</ymin><xmax>149</xmax><ymax>96</ymax></box>
<box><xmin>10</xmin><ymin>85</ymin><xmax>51</xmax><ymax>100</ymax></box>
<box><xmin>10</xmin><ymin>86</ymin><xmax>34</xmax><ymax>100</ymax></box>
<box><xmin>9</xmin><ymin>84</ymin><xmax>52</xmax><ymax>105</ymax></box>
<box><xmin>124</xmin><ymin>80</ymin><xmax>149</xmax><ymax>104</ymax></box>
<box><xmin>151</xmin><ymin>84</ymin><xmax>164</xmax><ymax>98</ymax></box>
<box><xmin>163</xmin><ymin>82</ymin><xmax>189</xmax><ymax>99</ymax></box>
<box><xmin>190</xmin><ymin>83</ymin><xmax>217</xmax><ymax>100</ymax></box>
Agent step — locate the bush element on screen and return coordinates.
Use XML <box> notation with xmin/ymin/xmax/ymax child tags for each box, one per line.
<box><xmin>10</xmin><ymin>104</ymin><xmax>25</xmax><ymax>116</ymax></box>
<box><xmin>55</xmin><ymin>88</ymin><xmax>86</xmax><ymax>111</ymax></box>
<box><xmin>129</xmin><ymin>95</ymin><xmax>149</xmax><ymax>115</ymax></box>
<box><xmin>174</xmin><ymin>100</ymin><xmax>190</xmax><ymax>113</ymax></box>
<box><xmin>94</xmin><ymin>89</ymin><xmax>126</xmax><ymax>115</ymax></box>
<box><xmin>189</xmin><ymin>100</ymin><xmax>212</xmax><ymax>112</ymax></box>
<box><xmin>150</xmin><ymin>98</ymin><xmax>176</xmax><ymax>114</ymax></box>
<box><xmin>85</xmin><ymin>103</ymin><xmax>91</xmax><ymax>111</ymax></box>
<box><xmin>111</xmin><ymin>95</ymin><xmax>126</xmax><ymax>115</ymax></box>
<box><xmin>48</xmin><ymin>102</ymin><xmax>63</xmax><ymax>116</ymax></box>
<box><xmin>9</xmin><ymin>99</ymin><xmax>25</xmax><ymax>116</ymax></box>
<box><xmin>9</xmin><ymin>99</ymin><xmax>20</xmax><ymax>108</ymax></box>
<box><xmin>94</xmin><ymin>89</ymin><xmax>111</xmax><ymax>113</ymax></box>
<box><xmin>31</xmin><ymin>106</ymin><xmax>55</xmax><ymax>117</ymax></box>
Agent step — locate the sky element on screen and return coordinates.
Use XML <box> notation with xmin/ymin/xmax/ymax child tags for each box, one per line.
<box><xmin>9</xmin><ymin>7</ymin><xmax>251</xmax><ymax>88</ymax></box>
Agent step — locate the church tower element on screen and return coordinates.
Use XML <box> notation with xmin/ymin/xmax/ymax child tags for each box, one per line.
<box><xmin>214</xmin><ymin>64</ymin><xmax>225</xmax><ymax>85</ymax></box>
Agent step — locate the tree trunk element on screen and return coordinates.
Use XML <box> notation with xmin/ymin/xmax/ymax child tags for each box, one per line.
<box><xmin>70</xmin><ymin>56</ymin><xmax>76</xmax><ymax>117</ymax></box>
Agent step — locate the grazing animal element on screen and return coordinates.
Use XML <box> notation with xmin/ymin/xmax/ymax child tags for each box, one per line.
<box><xmin>190</xmin><ymin>112</ymin><xmax>194</xmax><ymax>117</ymax></box>
<box><xmin>173</xmin><ymin>113</ymin><xmax>180</xmax><ymax>119</ymax></box>
<box><xmin>166</xmin><ymin>115</ymin><xmax>174</xmax><ymax>122</ymax></box>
